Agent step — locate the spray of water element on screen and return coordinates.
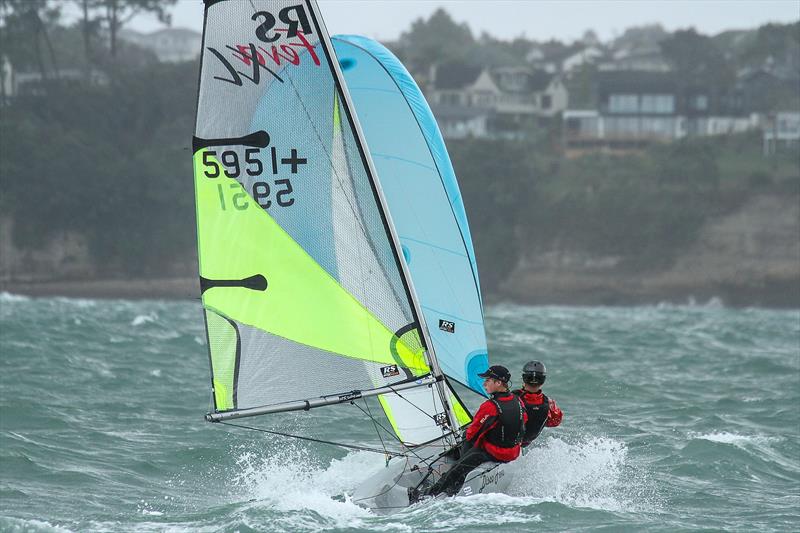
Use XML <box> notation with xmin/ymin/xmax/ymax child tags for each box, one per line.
<box><xmin>508</xmin><ymin>436</ymin><xmax>659</xmax><ymax>513</ymax></box>
<box><xmin>223</xmin><ymin>432</ymin><xmax>656</xmax><ymax>527</ymax></box>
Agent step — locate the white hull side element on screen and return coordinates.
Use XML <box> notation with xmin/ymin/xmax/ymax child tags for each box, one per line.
<box><xmin>351</xmin><ymin>441</ymin><xmax>515</xmax><ymax>511</ymax></box>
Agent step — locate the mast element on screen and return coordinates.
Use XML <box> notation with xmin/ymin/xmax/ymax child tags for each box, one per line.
<box><xmin>307</xmin><ymin>0</ymin><xmax>459</xmax><ymax>435</ymax></box>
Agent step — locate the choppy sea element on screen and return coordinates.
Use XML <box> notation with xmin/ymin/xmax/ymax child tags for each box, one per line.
<box><xmin>1</xmin><ymin>293</ymin><xmax>798</xmax><ymax>532</ymax></box>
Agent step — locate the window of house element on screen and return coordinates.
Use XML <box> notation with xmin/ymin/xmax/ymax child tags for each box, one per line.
<box><xmin>606</xmin><ymin>116</ymin><xmax>639</xmax><ymax>134</ymax></box>
<box><xmin>690</xmin><ymin>94</ymin><xmax>709</xmax><ymax>111</ymax></box>
<box><xmin>641</xmin><ymin>117</ymin><xmax>674</xmax><ymax>136</ymax></box>
<box><xmin>566</xmin><ymin>117</ymin><xmax>581</xmax><ymax>131</ymax></box>
<box><xmin>473</xmin><ymin>91</ymin><xmax>495</xmax><ymax>106</ymax></box>
<box><xmin>541</xmin><ymin>94</ymin><xmax>552</xmax><ymax>109</ymax></box>
<box><xmin>640</xmin><ymin>94</ymin><xmax>675</xmax><ymax>114</ymax></box>
<box><xmin>608</xmin><ymin>94</ymin><xmax>638</xmax><ymax>113</ymax></box>
<box><xmin>439</xmin><ymin>92</ymin><xmax>461</xmax><ymax>106</ymax></box>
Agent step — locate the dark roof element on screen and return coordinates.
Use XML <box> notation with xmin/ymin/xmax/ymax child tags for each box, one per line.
<box><xmin>543</xmin><ymin>43</ymin><xmax>589</xmax><ymax>63</ymax></box>
<box><xmin>595</xmin><ymin>70</ymin><xmax>679</xmax><ymax>93</ymax></box>
<box><xmin>434</xmin><ymin>62</ymin><xmax>483</xmax><ymax>90</ymax></box>
<box><xmin>528</xmin><ymin>69</ymin><xmax>553</xmax><ymax>91</ymax></box>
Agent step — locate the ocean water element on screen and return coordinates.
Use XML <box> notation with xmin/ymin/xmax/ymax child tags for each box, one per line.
<box><xmin>1</xmin><ymin>293</ymin><xmax>798</xmax><ymax>532</ymax></box>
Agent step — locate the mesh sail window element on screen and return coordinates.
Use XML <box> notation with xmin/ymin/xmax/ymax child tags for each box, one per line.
<box><xmin>193</xmin><ymin>0</ymin><xmax>429</xmax><ymax>415</ymax></box>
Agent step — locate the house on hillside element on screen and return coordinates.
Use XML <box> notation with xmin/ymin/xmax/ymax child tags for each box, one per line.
<box><xmin>530</xmin><ymin>44</ymin><xmax>604</xmax><ymax>74</ymax></box>
<box><xmin>563</xmin><ymin>70</ymin><xmax>759</xmax><ymax>154</ymax></box>
<box><xmin>736</xmin><ymin>67</ymin><xmax>800</xmax><ymax>114</ymax></box>
<box><xmin>427</xmin><ymin>63</ymin><xmax>567</xmax><ymax>138</ymax></box>
<box><xmin>560</xmin><ymin>46</ymin><xmax>605</xmax><ymax>72</ymax></box>
<box><xmin>763</xmin><ymin>111</ymin><xmax>800</xmax><ymax>155</ymax></box>
<box><xmin>9</xmin><ymin>68</ymin><xmax>109</xmax><ymax>98</ymax></box>
<box><xmin>598</xmin><ymin>44</ymin><xmax>671</xmax><ymax>72</ymax></box>
<box><xmin>119</xmin><ymin>28</ymin><xmax>201</xmax><ymax>63</ymax></box>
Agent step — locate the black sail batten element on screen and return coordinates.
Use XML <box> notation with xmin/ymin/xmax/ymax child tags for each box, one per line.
<box><xmin>200</xmin><ymin>274</ymin><xmax>268</xmax><ymax>294</ymax></box>
<box><xmin>192</xmin><ymin>131</ymin><xmax>270</xmax><ymax>153</ymax></box>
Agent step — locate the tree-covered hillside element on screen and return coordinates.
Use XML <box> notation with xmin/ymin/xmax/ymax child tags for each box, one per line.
<box><xmin>1</xmin><ymin>3</ymin><xmax>798</xmax><ymax>298</ymax></box>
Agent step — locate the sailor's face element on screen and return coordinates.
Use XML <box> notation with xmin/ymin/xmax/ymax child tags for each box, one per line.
<box><xmin>483</xmin><ymin>378</ymin><xmax>503</xmax><ymax>393</ymax></box>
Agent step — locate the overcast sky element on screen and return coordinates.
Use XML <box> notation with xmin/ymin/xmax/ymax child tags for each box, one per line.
<box><xmin>126</xmin><ymin>0</ymin><xmax>800</xmax><ymax>42</ymax></box>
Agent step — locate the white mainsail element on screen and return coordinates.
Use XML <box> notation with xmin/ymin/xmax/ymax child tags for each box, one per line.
<box><xmin>192</xmin><ymin>0</ymin><xmax>455</xmax><ymax>444</ymax></box>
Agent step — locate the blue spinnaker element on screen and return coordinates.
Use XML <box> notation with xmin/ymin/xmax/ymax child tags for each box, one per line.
<box><xmin>333</xmin><ymin>35</ymin><xmax>489</xmax><ymax>395</ymax></box>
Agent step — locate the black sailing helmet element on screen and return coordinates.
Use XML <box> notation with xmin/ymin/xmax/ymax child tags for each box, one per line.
<box><xmin>522</xmin><ymin>361</ymin><xmax>546</xmax><ymax>385</ymax></box>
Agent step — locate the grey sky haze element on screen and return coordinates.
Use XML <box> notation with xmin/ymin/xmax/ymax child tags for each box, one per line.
<box><xmin>127</xmin><ymin>0</ymin><xmax>800</xmax><ymax>42</ymax></box>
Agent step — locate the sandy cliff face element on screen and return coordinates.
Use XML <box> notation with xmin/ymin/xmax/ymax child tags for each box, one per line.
<box><xmin>502</xmin><ymin>193</ymin><xmax>800</xmax><ymax>307</ymax></box>
<box><xmin>0</xmin><ymin>217</ymin><xmax>95</xmax><ymax>282</ymax></box>
<box><xmin>2</xmin><ymin>194</ymin><xmax>798</xmax><ymax>306</ymax></box>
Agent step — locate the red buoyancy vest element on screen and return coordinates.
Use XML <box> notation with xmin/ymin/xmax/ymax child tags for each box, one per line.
<box><xmin>513</xmin><ymin>389</ymin><xmax>563</xmax><ymax>446</ymax></box>
<box><xmin>466</xmin><ymin>392</ymin><xmax>527</xmax><ymax>462</ymax></box>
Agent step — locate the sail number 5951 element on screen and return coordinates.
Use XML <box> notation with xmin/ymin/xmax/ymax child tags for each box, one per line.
<box><xmin>203</xmin><ymin>149</ymin><xmax>295</xmax><ymax>209</ymax></box>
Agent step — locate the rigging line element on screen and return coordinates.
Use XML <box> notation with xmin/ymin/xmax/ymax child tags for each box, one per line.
<box><xmin>362</xmin><ymin>396</ymin><xmax>388</xmax><ymax>460</ymax></box>
<box><xmin>430</xmin><ymin>383</ymin><xmax>459</xmax><ymax>450</ymax></box>
<box><xmin>387</xmin><ymin>385</ymin><xmax>439</xmax><ymax>422</ymax></box>
<box><xmin>349</xmin><ymin>401</ymin><xmax>430</xmax><ymax>465</ymax></box>
<box><xmin>349</xmin><ymin>401</ymin><xmax>403</xmax><ymax>445</ymax></box>
<box><xmin>218</xmin><ymin>421</ymin><xmax>408</xmax><ymax>457</ymax></box>
<box><xmin>350</xmin><ymin>456</ymin><xmax>412</xmax><ymax>505</ymax></box>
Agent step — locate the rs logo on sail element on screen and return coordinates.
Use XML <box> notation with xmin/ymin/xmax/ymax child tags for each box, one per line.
<box><xmin>208</xmin><ymin>4</ymin><xmax>320</xmax><ymax>87</ymax></box>
<box><xmin>252</xmin><ymin>5</ymin><xmax>312</xmax><ymax>42</ymax></box>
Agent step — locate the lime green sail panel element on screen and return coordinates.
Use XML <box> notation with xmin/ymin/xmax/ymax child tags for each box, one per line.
<box><xmin>451</xmin><ymin>393</ymin><xmax>472</xmax><ymax>427</ymax></box>
<box><xmin>195</xmin><ymin>150</ymin><xmax>428</xmax><ymax>375</ymax></box>
<box><xmin>205</xmin><ymin>310</ymin><xmax>237</xmax><ymax>411</ymax></box>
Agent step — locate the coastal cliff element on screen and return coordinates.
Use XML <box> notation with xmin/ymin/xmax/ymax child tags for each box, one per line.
<box><xmin>500</xmin><ymin>193</ymin><xmax>800</xmax><ymax>307</ymax></box>
<box><xmin>2</xmin><ymin>192</ymin><xmax>798</xmax><ymax>307</ymax></box>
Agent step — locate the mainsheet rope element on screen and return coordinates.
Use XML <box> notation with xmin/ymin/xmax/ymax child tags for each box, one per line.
<box><xmin>218</xmin><ymin>419</ymin><xmax>409</xmax><ymax>458</ymax></box>
<box><xmin>217</xmin><ymin>398</ymin><xmax>446</xmax><ymax>467</ymax></box>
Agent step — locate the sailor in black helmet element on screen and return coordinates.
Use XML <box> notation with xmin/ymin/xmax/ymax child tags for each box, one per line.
<box><xmin>418</xmin><ymin>365</ymin><xmax>527</xmax><ymax>499</ymax></box>
<box><xmin>512</xmin><ymin>361</ymin><xmax>563</xmax><ymax>447</ymax></box>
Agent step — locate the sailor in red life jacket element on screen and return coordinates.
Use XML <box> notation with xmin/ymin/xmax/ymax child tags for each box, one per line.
<box><xmin>513</xmin><ymin>361</ymin><xmax>563</xmax><ymax>447</ymax></box>
<box><xmin>422</xmin><ymin>365</ymin><xmax>527</xmax><ymax>498</ymax></box>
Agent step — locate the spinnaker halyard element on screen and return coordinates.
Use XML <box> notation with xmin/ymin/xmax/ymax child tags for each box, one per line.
<box><xmin>192</xmin><ymin>1</ymin><xmax>457</xmax><ymax>449</ymax></box>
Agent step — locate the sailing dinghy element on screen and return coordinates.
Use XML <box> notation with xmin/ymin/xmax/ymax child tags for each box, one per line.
<box><xmin>192</xmin><ymin>0</ymin><xmax>514</xmax><ymax>510</ymax></box>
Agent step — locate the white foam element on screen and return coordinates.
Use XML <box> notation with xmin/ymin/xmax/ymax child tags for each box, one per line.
<box><xmin>215</xmin><ymin>434</ymin><xmax>656</xmax><ymax>528</ymax></box>
<box><xmin>0</xmin><ymin>291</ymin><xmax>30</xmax><ymax>302</ymax></box>
<box><xmin>0</xmin><ymin>517</ymin><xmax>75</xmax><ymax>533</ymax></box>
<box><xmin>508</xmin><ymin>436</ymin><xmax>656</xmax><ymax>513</ymax></box>
<box><xmin>407</xmin><ymin>493</ymin><xmax>542</xmax><ymax>528</ymax></box>
<box><xmin>52</xmin><ymin>296</ymin><xmax>97</xmax><ymax>307</ymax></box>
<box><xmin>691</xmin><ymin>432</ymin><xmax>777</xmax><ymax>446</ymax></box>
<box><xmin>131</xmin><ymin>312</ymin><xmax>158</xmax><ymax>326</ymax></box>
<box><xmin>229</xmin><ymin>443</ymin><xmax>381</xmax><ymax>531</ymax></box>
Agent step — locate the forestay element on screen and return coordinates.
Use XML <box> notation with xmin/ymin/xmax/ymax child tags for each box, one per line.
<box><xmin>332</xmin><ymin>36</ymin><xmax>490</xmax><ymax>443</ymax></box>
<box><xmin>192</xmin><ymin>0</ymin><xmax>448</xmax><ymax>428</ymax></box>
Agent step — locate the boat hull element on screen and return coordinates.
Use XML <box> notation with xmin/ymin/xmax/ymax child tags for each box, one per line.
<box><xmin>351</xmin><ymin>440</ymin><xmax>514</xmax><ymax>511</ymax></box>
